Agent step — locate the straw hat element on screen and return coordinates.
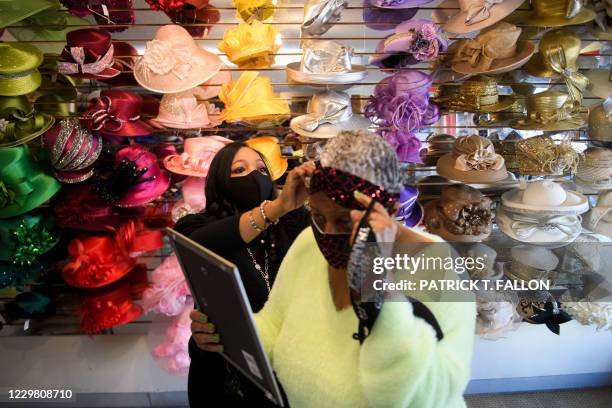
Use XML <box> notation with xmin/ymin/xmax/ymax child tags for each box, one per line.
<box><xmin>423</xmin><ymin>184</ymin><xmax>493</xmax><ymax>242</ymax></box>
<box><xmin>444</xmin><ymin>0</ymin><xmax>524</xmax><ymax>34</ymax></box>
<box><xmin>163</xmin><ymin>136</ymin><xmax>233</xmax><ymax>177</ymax></box>
<box><xmin>290</xmin><ymin>91</ymin><xmax>371</xmax><ymax>139</ymax></box>
<box><xmin>436</xmin><ymin>135</ymin><xmax>508</xmax><ymax>183</ymax></box>
<box><xmin>574</xmin><ymin>147</ymin><xmax>612</xmax><ymax>191</ymax></box>
<box><xmin>588</xmin><ymin>97</ymin><xmax>612</xmax><ymax>143</ymax></box>
<box><xmin>134</xmin><ymin>25</ymin><xmax>222</xmax><ymax>94</ymax></box>
<box><xmin>0</xmin><ymin>43</ymin><xmax>43</xmax><ymax>96</ymax></box>
<box><xmin>245</xmin><ymin>136</ymin><xmax>289</xmax><ymax>181</ymax></box>
<box><xmin>451</xmin><ymin>22</ymin><xmax>536</xmax><ymax>75</ymax></box>
<box><xmin>217</xmin><ymin>20</ymin><xmax>280</xmax><ymax>69</ymax></box>
<box><xmin>525</xmin><ymin>0</ymin><xmax>596</xmax><ymax>27</ymax></box>
<box><xmin>286</xmin><ymin>40</ymin><xmax>367</xmax><ymax>86</ymax></box>
<box><xmin>501</xmin><ymin>181</ymin><xmax>589</xmax><ymax>217</ymax></box>
<box><xmin>511</xmin><ymin>90</ymin><xmax>587</xmax><ymax>131</ymax></box>
<box><xmin>584</xmin><ymin>190</ymin><xmax>612</xmax><ymax>236</ymax></box>
<box><xmin>440</xmin><ymin>75</ymin><xmax>516</xmax><ymax>113</ymax></box>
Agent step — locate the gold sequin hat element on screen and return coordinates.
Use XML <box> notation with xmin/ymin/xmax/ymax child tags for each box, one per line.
<box><xmin>217</xmin><ymin>20</ymin><xmax>281</xmax><ymax>69</ymax></box>
<box><xmin>510</xmin><ymin>90</ymin><xmax>587</xmax><ymax>131</ymax></box>
<box><xmin>440</xmin><ymin>75</ymin><xmax>516</xmax><ymax>113</ymax></box>
<box><xmin>525</xmin><ymin>0</ymin><xmax>596</xmax><ymax>27</ymax></box>
<box><xmin>515</xmin><ymin>135</ymin><xmax>581</xmax><ymax>176</ymax></box>
<box><xmin>524</xmin><ymin>29</ymin><xmax>588</xmax><ymax>102</ymax></box>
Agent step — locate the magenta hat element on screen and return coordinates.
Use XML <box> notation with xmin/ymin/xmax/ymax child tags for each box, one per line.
<box><xmin>86</xmin><ymin>90</ymin><xmax>154</xmax><ymax>137</ymax></box>
<box><xmin>163</xmin><ymin>136</ymin><xmax>232</xmax><ymax>177</ymax></box>
<box><xmin>368</xmin><ymin>0</ymin><xmax>434</xmax><ymax>9</ymax></box>
<box><xmin>370</xmin><ymin>19</ymin><xmax>448</xmax><ymax>68</ymax></box>
<box><xmin>95</xmin><ymin>144</ymin><xmax>171</xmax><ymax>208</ymax></box>
<box><xmin>134</xmin><ymin>25</ymin><xmax>222</xmax><ymax>94</ymax></box>
<box><xmin>42</xmin><ymin>119</ymin><xmax>102</xmax><ymax>184</ymax></box>
<box><xmin>150</xmin><ymin>90</ymin><xmax>221</xmax><ymax>130</ymax></box>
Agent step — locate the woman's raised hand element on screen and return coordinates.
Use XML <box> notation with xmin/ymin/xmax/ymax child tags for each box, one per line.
<box><xmin>277</xmin><ymin>161</ymin><xmax>315</xmax><ymax>213</ymax></box>
<box><xmin>190</xmin><ymin>310</ymin><xmax>224</xmax><ymax>353</ymax></box>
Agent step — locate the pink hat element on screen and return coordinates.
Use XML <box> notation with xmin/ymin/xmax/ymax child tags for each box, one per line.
<box><xmin>43</xmin><ymin>119</ymin><xmax>102</xmax><ymax>183</ymax></box>
<box><xmin>150</xmin><ymin>90</ymin><xmax>221</xmax><ymax>130</ymax></box>
<box><xmin>95</xmin><ymin>144</ymin><xmax>171</xmax><ymax>208</ymax></box>
<box><xmin>172</xmin><ymin>176</ymin><xmax>207</xmax><ymax>221</ymax></box>
<box><xmin>197</xmin><ymin>64</ymin><xmax>232</xmax><ymax>100</ymax></box>
<box><xmin>163</xmin><ymin>136</ymin><xmax>232</xmax><ymax>177</ymax></box>
<box><xmin>134</xmin><ymin>24</ymin><xmax>222</xmax><ymax>94</ymax></box>
<box><xmin>444</xmin><ymin>0</ymin><xmax>524</xmax><ymax>34</ymax></box>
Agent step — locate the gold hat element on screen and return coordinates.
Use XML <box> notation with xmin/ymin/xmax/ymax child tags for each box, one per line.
<box><xmin>510</xmin><ymin>90</ymin><xmax>587</xmax><ymax>131</ymax></box>
<box><xmin>525</xmin><ymin>0</ymin><xmax>596</xmax><ymax>27</ymax></box>
<box><xmin>217</xmin><ymin>20</ymin><xmax>281</xmax><ymax>69</ymax></box>
<box><xmin>440</xmin><ymin>75</ymin><xmax>516</xmax><ymax>113</ymax></box>
<box><xmin>245</xmin><ymin>136</ymin><xmax>288</xmax><ymax>181</ymax></box>
<box><xmin>234</xmin><ymin>0</ymin><xmax>275</xmax><ymax>22</ymax></box>
<box><xmin>516</xmin><ymin>135</ymin><xmax>581</xmax><ymax>176</ymax></box>
<box><xmin>524</xmin><ymin>29</ymin><xmax>588</xmax><ymax>102</ymax></box>
<box><xmin>588</xmin><ymin>97</ymin><xmax>612</xmax><ymax>143</ymax></box>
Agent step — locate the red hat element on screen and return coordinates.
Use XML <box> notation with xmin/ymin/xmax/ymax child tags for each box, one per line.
<box><xmin>100</xmin><ymin>42</ymin><xmax>139</xmax><ymax>86</ymax></box>
<box><xmin>57</xmin><ymin>29</ymin><xmax>121</xmax><ymax>79</ymax></box>
<box><xmin>42</xmin><ymin>119</ymin><xmax>102</xmax><ymax>184</ymax></box>
<box><xmin>86</xmin><ymin>91</ymin><xmax>154</xmax><ymax>137</ymax></box>
<box><xmin>62</xmin><ymin>220</ymin><xmax>164</xmax><ymax>288</ymax></box>
<box><xmin>89</xmin><ymin>0</ymin><xmax>136</xmax><ymax>33</ymax></box>
<box><xmin>79</xmin><ymin>268</ymin><xmax>147</xmax><ymax>335</ymax></box>
<box><xmin>52</xmin><ymin>183</ymin><xmax>123</xmax><ymax>231</ymax></box>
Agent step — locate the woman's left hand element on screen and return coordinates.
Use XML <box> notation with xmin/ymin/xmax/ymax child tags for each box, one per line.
<box><xmin>277</xmin><ymin>161</ymin><xmax>315</xmax><ymax>213</ymax></box>
<box><xmin>350</xmin><ymin>191</ymin><xmax>398</xmax><ymax>240</ymax></box>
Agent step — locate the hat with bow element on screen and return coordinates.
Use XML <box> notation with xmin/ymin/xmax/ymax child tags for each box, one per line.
<box><xmin>85</xmin><ymin>90</ymin><xmax>154</xmax><ymax>138</ymax></box>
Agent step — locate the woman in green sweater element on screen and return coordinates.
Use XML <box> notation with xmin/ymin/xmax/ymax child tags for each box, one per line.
<box><xmin>191</xmin><ymin>130</ymin><xmax>476</xmax><ymax>407</ymax></box>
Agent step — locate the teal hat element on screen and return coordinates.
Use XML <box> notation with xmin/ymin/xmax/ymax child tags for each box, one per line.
<box><xmin>0</xmin><ymin>43</ymin><xmax>44</xmax><ymax>96</ymax></box>
<box><xmin>0</xmin><ymin>144</ymin><xmax>62</xmax><ymax>219</ymax></box>
<box><xmin>0</xmin><ymin>0</ymin><xmax>54</xmax><ymax>28</ymax></box>
<box><xmin>0</xmin><ymin>212</ymin><xmax>59</xmax><ymax>265</ymax></box>
<box><xmin>0</xmin><ymin>95</ymin><xmax>55</xmax><ymax>147</ymax></box>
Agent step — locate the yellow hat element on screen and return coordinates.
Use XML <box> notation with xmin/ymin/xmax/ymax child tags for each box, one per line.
<box><xmin>510</xmin><ymin>90</ymin><xmax>587</xmax><ymax>131</ymax></box>
<box><xmin>233</xmin><ymin>0</ymin><xmax>276</xmax><ymax>22</ymax></box>
<box><xmin>525</xmin><ymin>0</ymin><xmax>596</xmax><ymax>27</ymax></box>
<box><xmin>439</xmin><ymin>75</ymin><xmax>516</xmax><ymax>113</ymax></box>
<box><xmin>0</xmin><ymin>43</ymin><xmax>43</xmax><ymax>96</ymax></box>
<box><xmin>245</xmin><ymin>136</ymin><xmax>288</xmax><ymax>181</ymax></box>
<box><xmin>217</xmin><ymin>20</ymin><xmax>280</xmax><ymax>69</ymax></box>
<box><xmin>219</xmin><ymin>71</ymin><xmax>290</xmax><ymax>126</ymax></box>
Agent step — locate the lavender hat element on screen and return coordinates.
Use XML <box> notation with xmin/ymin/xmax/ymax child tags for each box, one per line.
<box><xmin>370</xmin><ymin>19</ymin><xmax>448</xmax><ymax>67</ymax></box>
<box><xmin>369</xmin><ymin>0</ymin><xmax>434</xmax><ymax>9</ymax></box>
<box><xmin>395</xmin><ymin>185</ymin><xmax>424</xmax><ymax>227</ymax></box>
<box><xmin>365</xmin><ymin>70</ymin><xmax>440</xmax><ymax>132</ymax></box>
<box><xmin>363</xmin><ymin>0</ymin><xmax>418</xmax><ymax>30</ymax></box>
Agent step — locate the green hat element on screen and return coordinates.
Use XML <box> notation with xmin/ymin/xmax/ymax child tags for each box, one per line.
<box><xmin>0</xmin><ymin>212</ymin><xmax>59</xmax><ymax>265</ymax></box>
<box><xmin>34</xmin><ymin>55</ymin><xmax>78</xmax><ymax>116</ymax></box>
<box><xmin>0</xmin><ymin>95</ymin><xmax>55</xmax><ymax>147</ymax></box>
<box><xmin>0</xmin><ymin>144</ymin><xmax>61</xmax><ymax>219</ymax></box>
<box><xmin>0</xmin><ymin>0</ymin><xmax>55</xmax><ymax>28</ymax></box>
<box><xmin>0</xmin><ymin>43</ymin><xmax>44</xmax><ymax>96</ymax></box>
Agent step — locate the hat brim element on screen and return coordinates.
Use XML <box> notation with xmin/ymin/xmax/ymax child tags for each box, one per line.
<box><xmin>368</xmin><ymin>0</ymin><xmax>433</xmax><ymax>9</ymax></box>
<box><xmin>149</xmin><ymin>117</ymin><xmax>218</xmax><ymax>130</ymax></box>
<box><xmin>399</xmin><ymin>202</ymin><xmax>424</xmax><ymax>227</ymax></box>
<box><xmin>290</xmin><ymin>114</ymin><xmax>372</xmax><ymax>139</ymax></box>
<box><xmin>54</xmin><ymin>167</ymin><xmax>96</xmax><ymax>184</ymax></box>
<box><xmin>286</xmin><ymin>62</ymin><xmax>367</xmax><ymax>85</ymax></box>
<box><xmin>444</xmin><ymin>0</ymin><xmax>523</xmax><ymax>33</ymax></box>
<box><xmin>0</xmin><ymin>69</ymin><xmax>42</xmax><ymax>97</ymax></box>
<box><xmin>0</xmin><ymin>112</ymin><xmax>54</xmax><ymax>148</ymax></box>
<box><xmin>270</xmin><ymin>158</ymin><xmax>289</xmax><ymax>181</ymax></box>
<box><xmin>446</xmin><ymin>95</ymin><xmax>516</xmax><ymax>113</ymax></box>
<box><xmin>436</xmin><ymin>153</ymin><xmax>508</xmax><ymax>184</ymax></box>
<box><xmin>510</xmin><ymin>113</ymin><xmax>587</xmax><ymax>131</ymax></box>
<box><xmin>134</xmin><ymin>51</ymin><xmax>222</xmax><ymax>94</ymax></box>
<box><xmin>501</xmin><ymin>188</ymin><xmax>589</xmax><ymax>216</ymax></box>
<box><xmin>163</xmin><ymin>155</ymin><xmax>209</xmax><ymax>177</ymax></box>
<box><xmin>497</xmin><ymin>206</ymin><xmax>581</xmax><ymax>246</ymax></box>
<box><xmin>523</xmin><ymin>52</ymin><xmax>579</xmax><ymax>78</ymax></box>
<box><xmin>115</xmin><ymin>170</ymin><xmax>171</xmax><ymax>208</ymax></box>
<box><xmin>524</xmin><ymin>8</ymin><xmax>596</xmax><ymax>27</ymax></box>
<box><xmin>0</xmin><ymin>172</ymin><xmax>62</xmax><ymax>219</ymax></box>
<box><xmin>574</xmin><ymin>175</ymin><xmax>612</xmax><ymax>191</ymax></box>
<box><xmin>64</xmin><ymin>259</ymin><xmax>137</xmax><ymax>289</ymax></box>
<box><xmin>452</xmin><ymin>41</ymin><xmax>536</xmax><ymax>76</ymax></box>
<box><xmin>98</xmin><ymin>119</ymin><xmax>154</xmax><ymax>137</ymax></box>
<box><xmin>585</xmin><ymin>69</ymin><xmax>612</xmax><ymax>99</ymax></box>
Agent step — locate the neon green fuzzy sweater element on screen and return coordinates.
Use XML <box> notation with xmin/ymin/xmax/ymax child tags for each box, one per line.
<box><xmin>254</xmin><ymin>228</ymin><xmax>476</xmax><ymax>408</ymax></box>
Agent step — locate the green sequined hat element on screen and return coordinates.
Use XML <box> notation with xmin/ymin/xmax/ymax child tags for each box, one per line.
<box><xmin>0</xmin><ymin>95</ymin><xmax>55</xmax><ymax>147</ymax></box>
<box><xmin>0</xmin><ymin>144</ymin><xmax>61</xmax><ymax>219</ymax></box>
<box><xmin>0</xmin><ymin>212</ymin><xmax>59</xmax><ymax>265</ymax></box>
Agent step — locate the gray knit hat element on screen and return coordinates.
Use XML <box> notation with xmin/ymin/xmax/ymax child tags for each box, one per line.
<box><xmin>319</xmin><ymin>130</ymin><xmax>402</xmax><ymax>194</ymax></box>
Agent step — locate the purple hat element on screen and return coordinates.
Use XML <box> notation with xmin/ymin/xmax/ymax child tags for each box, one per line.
<box><xmin>365</xmin><ymin>70</ymin><xmax>440</xmax><ymax>132</ymax></box>
<box><xmin>380</xmin><ymin>129</ymin><xmax>423</xmax><ymax>163</ymax></box>
<box><xmin>370</xmin><ymin>19</ymin><xmax>448</xmax><ymax>67</ymax></box>
<box><xmin>395</xmin><ymin>185</ymin><xmax>424</xmax><ymax>227</ymax></box>
<box><xmin>369</xmin><ymin>0</ymin><xmax>434</xmax><ymax>9</ymax></box>
<box><xmin>363</xmin><ymin>0</ymin><xmax>418</xmax><ymax>30</ymax></box>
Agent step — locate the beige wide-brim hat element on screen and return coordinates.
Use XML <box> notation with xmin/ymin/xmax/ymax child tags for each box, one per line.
<box><xmin>510</xmin><ymin>113</ymin><xmax>587</xmax><ymax>131</ymax></box>
<box><xmin>436</xmin><ymin>152</ymin><xmax>508</xmax><ymax>183</ymax></box>
<box><xmin>585</xmin><ymin>69</ymin><xmax>612</xmax><ymax>100</ymax></box>
<box><xmin>290</xmin><ymin>113</ymin><xmax>372</xmax><ymax>139</ymax></box>
<box><xmin>444</xmin><ymin>0</ymin><xmax>524</xmax><ymax>34</ymax></box>
<box><xmin>452</xmin><ymin>41</ymin><xmax>536</xmax><ymax>76</ymax></box>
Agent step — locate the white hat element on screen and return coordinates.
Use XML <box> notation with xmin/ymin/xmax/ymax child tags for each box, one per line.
<box><xmin>501</xmin><ymin>181</ymin><xmax>589</xmax><ymax>216</ymax></box>
<box><xmin>497</xmin><ymin>206</ymin><xmax>582</xmax><ymax>245</ymax></box>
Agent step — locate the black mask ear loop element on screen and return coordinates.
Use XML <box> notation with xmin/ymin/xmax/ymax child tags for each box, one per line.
<box><xmin>348</xmin><ymin>198</ymin><xmax>382</xmax><ymax>344</ymax></box>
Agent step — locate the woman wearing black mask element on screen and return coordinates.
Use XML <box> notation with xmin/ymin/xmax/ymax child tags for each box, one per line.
<box><xmin>174</xmin><ymin>141</ymin><xmax>311</xmax><ymax>406</ymax></box>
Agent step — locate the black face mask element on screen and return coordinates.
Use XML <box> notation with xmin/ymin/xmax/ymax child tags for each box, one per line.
<box><xmin>311</xmin><ymin>220</ymin><xmax>352</xmax><ymax>269</ymax></box>
<box><xmin>227</xmin><ymin>170</ymin><xmax>275</xmax><ymax>212</ymax></box>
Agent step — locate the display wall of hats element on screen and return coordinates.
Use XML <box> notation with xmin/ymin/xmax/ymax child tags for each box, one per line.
<box><xmin>0</xmin><ymin>0</ymin><xmax>610</xmax><ymax>347</ymax></box>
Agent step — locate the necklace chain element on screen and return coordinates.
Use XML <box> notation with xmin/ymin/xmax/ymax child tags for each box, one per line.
<box><xmin>247</xmin><ymin>247</ymin><xmax>270</xmax><ymax>292</ymax></box>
